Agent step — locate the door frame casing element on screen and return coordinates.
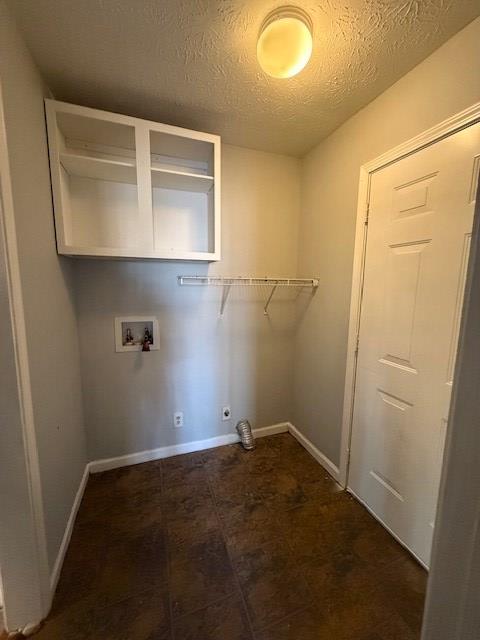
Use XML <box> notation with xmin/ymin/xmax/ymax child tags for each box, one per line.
<box><xmin>0</xmin><ymin>78</ymin><xmax>51</xmax><ymax>628</ymax></box>
<box><xmin>339</xmin><ymin>101</ymin><xmax>480</xmax><ymax>488</ymax></box>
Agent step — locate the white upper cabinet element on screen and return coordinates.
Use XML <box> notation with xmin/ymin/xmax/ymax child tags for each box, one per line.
<box><xmin>45</xmin><ymin>100</ymin><xmax>221</xmax><ymax>261</ymax></box>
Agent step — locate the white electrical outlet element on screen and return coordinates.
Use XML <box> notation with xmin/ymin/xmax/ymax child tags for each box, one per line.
<box><xmin>222</xmin><ymin>406</ymin><xmax>231</xmax><ymax>421</ymax></box>
<box><xmin>174</xmin><ymin>412</ymin><xmax>183</xmax><ymax>428</ymax></box>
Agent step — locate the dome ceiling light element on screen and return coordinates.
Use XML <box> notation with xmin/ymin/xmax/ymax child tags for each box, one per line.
<box><xmin>257</xmin><ymin>6</ymin><xmax>313</xmax><ymax>79</ymax></box>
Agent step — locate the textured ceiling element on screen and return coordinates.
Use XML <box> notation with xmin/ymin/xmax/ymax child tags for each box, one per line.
<box><xmin>7</xmin><ymin>0</ymin><xmax>480</xmax><ymax>157</ymax></box>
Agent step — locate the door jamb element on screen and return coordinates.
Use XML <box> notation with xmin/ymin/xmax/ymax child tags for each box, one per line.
<box><xmin>338</xmin><ymin>101</ymin><xmax>480</xmax><ymax>488</ymax></box>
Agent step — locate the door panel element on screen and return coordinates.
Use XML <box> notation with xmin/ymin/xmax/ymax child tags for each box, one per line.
<box><xmin>349</xmin><ymin>123</ymin><xmax>480</xmax><ymax>566</ymax></box>
<box><xmin>383</xmin><ymin>240</ymin><xmax>429</xmax><ymax>368</ymax></box>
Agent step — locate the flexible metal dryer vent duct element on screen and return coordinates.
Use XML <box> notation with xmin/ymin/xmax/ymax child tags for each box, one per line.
<box><xmin>236</xmin><ymin>419</ymin><xmax>255</xmax><ymax>450</ymax></box>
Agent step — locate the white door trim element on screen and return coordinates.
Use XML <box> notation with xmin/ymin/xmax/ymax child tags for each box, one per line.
<box><xmin>339</xmin><ymin>101</ymin><xmax>480</xmax><ymax>488</ymax></box>
<box><xmin>0</xmin><ymin>80</ymin><xmax>51</xmax><ymax>625</ymax></box>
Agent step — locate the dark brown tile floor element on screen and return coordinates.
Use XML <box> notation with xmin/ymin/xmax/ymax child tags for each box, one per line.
<box><xmin>34</xmin><ymin>433</ymin><xmax>427</xmax><ymax>639</ymax></box>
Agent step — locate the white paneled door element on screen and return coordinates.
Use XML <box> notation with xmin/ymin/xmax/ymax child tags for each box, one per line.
<box><xmin>349</xmin><ymin>123</ymin><xmax>480</xmax><ymax>567</ymax></box>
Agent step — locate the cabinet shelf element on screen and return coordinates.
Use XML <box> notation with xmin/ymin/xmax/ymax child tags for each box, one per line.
<box><xmin>60</xmin><ymin>152</ymin><xmax>137</xmax><ymax>185</ymax></box>
<box><xmin>150</xmin><ymin>167</ymin><xmax>213</xmax><ymax>193</ymax></box>
<box><xmin>46</xmin><ymin>100</ymin><xmax>221</xmax><ymax>261</ymax></box>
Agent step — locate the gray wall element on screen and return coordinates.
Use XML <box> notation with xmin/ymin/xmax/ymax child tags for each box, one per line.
<box><xmin>0</xmin><ymin>4</ymin><xmax>87</xmax><ymax>574</ymax></box>
<box><xmin>75</xmin><ymin>145</ymin><xmax>301</xmax><ymax>461</ymax></box>
<box><xmin>293</xmin><ymin>17</ymin><xmax>480</xmax><ymax>467</ymax></box>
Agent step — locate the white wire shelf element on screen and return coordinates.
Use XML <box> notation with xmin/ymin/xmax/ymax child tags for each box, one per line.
<box><xmin>178</xmin><ymin>276</ymin><xmax>319</xmax><ymax>316</ymax></box>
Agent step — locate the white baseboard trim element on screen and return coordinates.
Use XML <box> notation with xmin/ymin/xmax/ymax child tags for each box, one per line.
<box><xmin>50</xmin><ymin>463</ymin><xmax>89</xmax><ymax>593</ymax></box>
<box><xmin>287</xmin><ymin>422</ymin><xmax>340</xmax><ymax>481</ymax></box>
<box><xmin>89</xmin><ymin>434</ymin><xmax>238</xmax><ymax>473</ymax></box>
<box><xmin>254</xmin><ymin>422</ymin><xmax>290</xmax><ymax>438</ymax></box>
<box><xmin>88</xmin><ymin>422</ymin><xmax>290</xmax><ymax>474</ymax></box>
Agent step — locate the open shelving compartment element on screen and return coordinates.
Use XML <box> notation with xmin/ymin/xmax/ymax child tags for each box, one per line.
<box><xmin>52</xmin><ymin>110</ymin><xmax>141</xmax><ymax>254</ymax></box>
<box><xmin>45</xmin><ymin>100</ymin><xmax>221</xmax><ymax>261</ymax></box>
<box><xmin>150</xmin><ymin>128</ymin><xmax>216</xmax><ymax>258</ymax></box>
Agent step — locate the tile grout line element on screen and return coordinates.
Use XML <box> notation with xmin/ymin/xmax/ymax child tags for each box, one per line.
<box><xmin>159</xmin><ymin>459</ymin><xmax>176</xmax><ymax>640</ymax></box>
<box><xmin>202</xmin><ymin>451</ymin><xmax>258</xmax><ymax>640</ymax></box>
<box><xmin>258</xmin><ymin>438</ymin><xmax>356</xmax><ymax>633</ymax></box>
<box><xmin>254</xmin><ymin>442</ymin><xmax>318</xmax><ymax>619</ymax></box>
<box><xmin>204</xmin><ymin>437</ymin><xmax>320</xmax><ymax>636</ymax></box>
<box><xmin>161</xmin><ymin>453</ymin><xmax>239</xmax><ymax>632</ymax></box>
<box><xmin>254</xmin><ymin>604</ymin><xmax>312</xmax><ymax>636</ymax></box>
<box><xmin>52</xmin><ymin>475</ymin><xmax>169</xmax><ymax>632</ymax></box>
<box><xmin>169</xmin><ymin>592</ymin><xmax>236</xmax><ymax>623</ymax></box>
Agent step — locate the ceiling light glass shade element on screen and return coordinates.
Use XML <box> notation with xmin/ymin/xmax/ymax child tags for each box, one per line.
<box><xmin>257</xmin><ymin>7</ymin><xmax>313</xmax><ymax>78</ymax></box>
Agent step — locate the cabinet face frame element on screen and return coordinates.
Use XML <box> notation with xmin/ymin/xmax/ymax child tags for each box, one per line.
<box><xmin>45</xmin><ymin>99</ymin><xmax>221</xmax><ymax>261</ymax></box>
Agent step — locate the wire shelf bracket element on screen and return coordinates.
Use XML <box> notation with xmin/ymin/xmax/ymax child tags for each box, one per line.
<box><xmin>178</xmin><ymin>276</ymin><xmax>319</xmax><ymax>316</ymax></box>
